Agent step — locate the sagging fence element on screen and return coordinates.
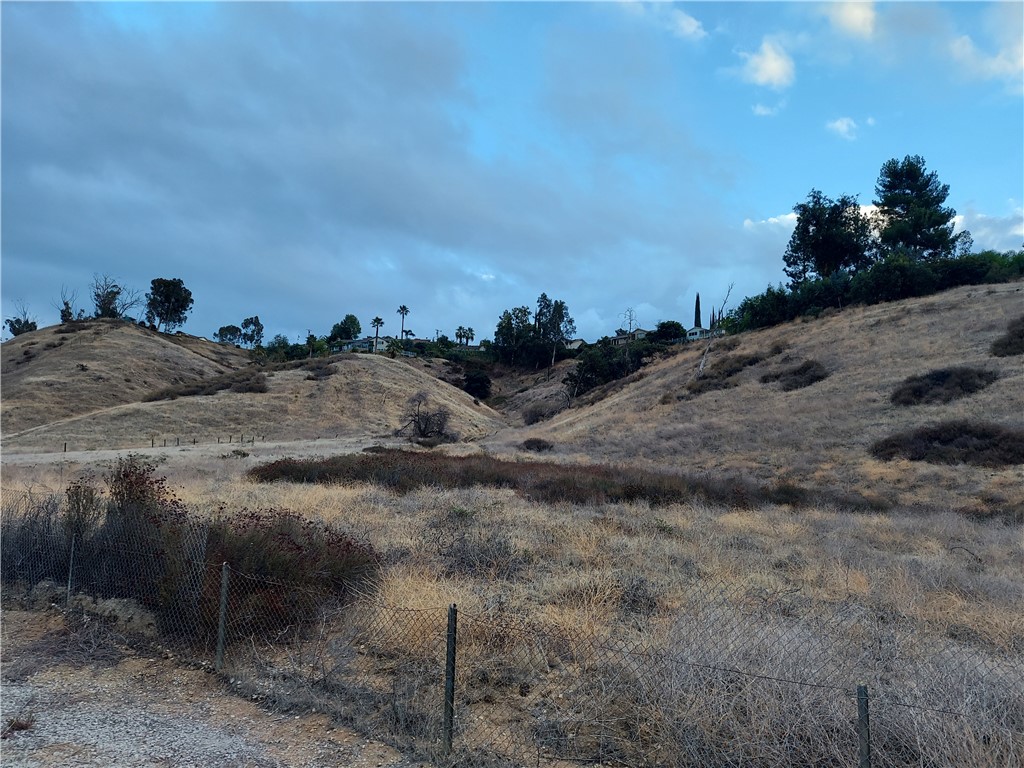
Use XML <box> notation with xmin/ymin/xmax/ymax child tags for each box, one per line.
<box><xmin>2</xmin><ymin>490</ymin><xmax>1022</xmax><ymax>767</ymax></box>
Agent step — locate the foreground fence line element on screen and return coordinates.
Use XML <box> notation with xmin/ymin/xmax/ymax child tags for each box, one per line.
<box><xmin>2</xmin><ymin>497</ymin><xmax>1022</xmax><ymax>767</ymax></box>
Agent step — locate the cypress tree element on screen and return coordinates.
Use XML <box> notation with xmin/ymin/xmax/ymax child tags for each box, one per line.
<box><xmin>694</xmin><ymin>293</ymin><xmax>702</xmax><ymax>329</ymax></box>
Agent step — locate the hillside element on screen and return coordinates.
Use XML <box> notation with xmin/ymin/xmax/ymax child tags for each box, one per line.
<box><xmin>1</xmin><ymin>319</ymin><xmax>251</xmax><ymax>436</ymax></box>
<box><xmin>1</xmin><ymin>321</ymin><xmax>505</xmax><ymax>452</ymax></box>
<box><xmin>484</xmin><ymin>282</ymin><xmax>1024</xmax><ymax>515</ymax></box>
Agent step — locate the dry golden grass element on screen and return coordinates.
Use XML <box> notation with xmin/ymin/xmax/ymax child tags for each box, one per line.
<box><xmin>3</xmin><ymin>285</ymin><xmax>1023</xmax><ymax>765</ymax></box>
<box><xmin>494</xmin><ymin>282</ymin><xmax>1024</xmax><ymax>514</ymax></box>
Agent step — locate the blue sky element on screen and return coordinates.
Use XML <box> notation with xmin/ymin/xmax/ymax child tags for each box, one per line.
<box><xmin>2</xmin><ymin>2</ymin><xmax>1021</xmax><ymax>344</ymax></box>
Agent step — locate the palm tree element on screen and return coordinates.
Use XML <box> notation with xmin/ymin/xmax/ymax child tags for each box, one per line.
<box><xmin>397</xmin><ymin>305</ymin><xmax>410</xmax><ymax>341</ymax></box>
<box><xmin>465</xmin><ymin>327</ymin><xmax>475</xmax><ymax>346</ymax></box>
<box><xmin>371</xmin><ymin>316</ymin><xmax>384</xmax><ymax>352</ymax></box>
<box><xmin>403</xmin><ymin>329</ymin><xmax>415</xmax><ymax>340</ymax></box>
<box><xmin>455</xmin><ymin>326</ymin><xmax>466</xmax><ymax>345</ymax></box>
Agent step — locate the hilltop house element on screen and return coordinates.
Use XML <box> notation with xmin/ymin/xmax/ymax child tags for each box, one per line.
<box><xmin>342</xmin><ymin>336</ymin><xmax>391</xmax><ymax>353</ymax></box>
<box><xmin>610</xmin><ymin>328</ymin><xmax>649</xmax><ymax>346</ymax></box>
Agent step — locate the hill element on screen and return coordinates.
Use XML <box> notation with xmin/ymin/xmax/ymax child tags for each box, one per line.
<box><xmin>1</xmin><ymin>320</ymin><xmax>505</xmax><ymax>452</ymax></box>
<box><xmin>483</xmin><ymin>282</ymin><xmax>1024</xmax><ymax>515</ymax></box>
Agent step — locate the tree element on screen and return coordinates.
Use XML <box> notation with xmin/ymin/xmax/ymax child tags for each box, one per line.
<box><xmin>215</xmin><ymin>325</ymin><xmax>243</xmax><ymax>345</ymax></box>
<box><xmin>54</xmin><ymin>286</ymin><xmax>85</xmax><ymax>323</ymax></box>
<box><xmin>371</xmin><ymin>316</ymin><xmax>384</xmax><ymax>350</ymax></box>
<box><xmin>463</xmin><ymin>370</ymin><xmax>491</xmax><ymax>399</ymax></box>
<box><xmin>783</xmin><ymin>189</ymin><xmax>874</xmax><ymax>286</ymax></box>
<box><xmin>694</xmin><ymin>293</ymin><xmax>702</xmax><ymax>329</ymax></box>
<box><xmin>493</xmin><ymin>306</ymin><xmax>534</xmax><ymax>366</ymax></box>
<box><xmin>241</xmin><ymin>316</ymin><xmax>264</xmax><ymax>348</ymax></box>
<box><xmin>91</xmin><ymin>274</ymin><xmax>141</xmax><ymax>319</ymax></box>
<box><xmin>465</xmin><ymin>327</ymin><xmax>475</xmax><ymax>346</ymax></box>
<box><xmin>328</xmin><ymin>314</ymin><xmax>361</xmax><ymax>346</ymax></box>
<box><xmin>455</xmin><ymin>326</ymin><xmax>466</xmax><ymax>345</ymax></box>
<box><xmin>397</xmin><ymin>305</ymin><xmax>410</xmax><ymax>342</ymax></box>
<box><xmin>534</xmin><ymin>292</ymin><xmax>576</xmax><ymax>368</ymax></box>
<box><xmin>144</xmin><ymin>278</ymin><xmax>193</xmax><ymax>332</ymax></box>
<box><xmin>650</xmin><ymin>320</ymin><xmax>686</xmax><ymax>344</ymax></box>
<box><xmin>873</xmin><ymin>155</ymin><xmax>968</xmax><ymax>261</ymax></box>
<box><xmin>4</xmin><ymin>301</ymin><xmax>37</xmax><ymax>337</ymax></box>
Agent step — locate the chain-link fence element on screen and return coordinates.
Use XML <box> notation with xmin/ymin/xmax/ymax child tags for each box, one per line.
<box><xmin>2</xmin><ymin>489</ymin><xmax>1021</xmax><ymax>767</ymax></box>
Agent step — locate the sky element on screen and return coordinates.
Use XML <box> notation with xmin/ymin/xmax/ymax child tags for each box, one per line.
<box><xmin>2</xmin><ymin>1</ymin><xmax>1022</xmax><ymax>344</ymax></box>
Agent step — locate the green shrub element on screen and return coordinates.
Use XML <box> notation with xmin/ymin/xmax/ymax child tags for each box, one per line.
<box><xmin>891</xmin><ymin>367</ymin><xmax>999</xmax><ymax>405</ymax></box>
<box><xmin>871</xmin><ymin>421</ymin><xmax>1024</xmax><ymax>467</ymax></box>
<box><xmin>991</xmin><ymin>315</ymin><xmax>1024</xmax><ymax>357</ymax></box>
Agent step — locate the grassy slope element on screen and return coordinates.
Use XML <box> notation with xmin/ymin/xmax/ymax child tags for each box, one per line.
<box><xmin>486</xmin><ymin>282</ymin><xmax>1024</xmax><ymax>514</ymax></box>
<box><xmin>1</xmin><ymin>319</ymin><xmax>251</xmax><ymax>436</ymax></box>
<box><xmin>1</xmin><ymin>325</ymin><xmax>505</xmax><ymax>451</ymax></box>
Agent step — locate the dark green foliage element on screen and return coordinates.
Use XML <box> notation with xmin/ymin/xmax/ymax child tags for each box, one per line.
<box><xmin>241</xmin><ymin>315</ymin><xmax>264</xmax><ymax>348</ymax></box>
<box><xmin>760</xmin><ymin>360</ymin><xmax>831</xmax><ymax>391</ymax></box>
<box><xmin>784</xmin><ymin>189</ymin><xmax>874</xmax><ymax>285</ymax></box>
<box><xmin>649</xmin><ymin>321</ymin><xmax>686</xmax><ymax>344</ymax></box>
<box><xmin>991</xmin><ymin>315</ymin><xmax>1024</xmax><ymax>357</ymax></box>
<box><xmin>246</xmin><ymin>449</ymin><xmax>878</xmax><ymax>511</ymax></box>
<box><xmin>871</xmin><ymin>421</ymin><xmax>1024</xmax><ymax>467</ymax></box>
<box><xmin>144</xmin><ymin>369</ymin><xmax>268</xmax><ymax>401</ymax></box>
<box><xmin>727</xmin><ymin>250</ymin><xmax>1023</xmax><ymax>333</ymax></box>
<box><xmin>462</xmin><ymin>370</ymin><xmax>492</xmax><ymax>399</ymax></box>
<box><xmin>215</xmin><ymin>324</ymin><xmax>243</xmax><ymax>345</ymax></box>
<box><xmin>849</xmin><ymin>253</ymin><xmax>938</xmax><ymax>304</ymax></box>
<box><xmin>891</xmin><ymin>367</ymin><xmax>999</xmax><ymax>406</ymax></box>
<box><xmin>493</xmin><ymin>294</ymin><xmax>575</xmax><ymax>369</ymax></box>
<box><xmin>4</xmin><ymin>316</ymin><xmax>36</xmax><ymax>337</ymax></box>
<box><xmin>563</xmin><ymin>337</ymin><xmax>653</xmax><ymax>398</ymax></box>
<box><xmin>144</xmin><ymin>278</ymin><xmax>194</xmax><ymax>332</ymax></box>
<box><xmin>874</xmin><ymin>155</ymin><xmax>966</xmax><ymax>261</ymax></box>
<box><xmin>328</xmin><ymin>314</ymin><xmax>362</xmax><ymax>345</ymax></box>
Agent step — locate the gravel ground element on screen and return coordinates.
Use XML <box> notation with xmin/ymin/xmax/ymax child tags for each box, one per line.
<box><xmin>0</xmin><ymin>610</ymin><xmax>433</xmax><ymax>768</ymax></box>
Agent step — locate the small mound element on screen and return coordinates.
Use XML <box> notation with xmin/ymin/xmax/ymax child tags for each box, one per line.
<box><xmin>870</xmin><ymin>421</ymin><xmax>1024</xmax><ymax>467</ymax></box>
<box><xmin>760</xmin><ymin>359</ymin><xmax>830</xmax><ymax>391</ymax></box>
<box><xmin>991</xmin><ymin>315</ymin><xmax>1024</xmax><ymax>357</ymax></box>
<box><xmin>890</xmin><ymin>367</ymin><xmax>999</xmax><ymax>406</ymax></box>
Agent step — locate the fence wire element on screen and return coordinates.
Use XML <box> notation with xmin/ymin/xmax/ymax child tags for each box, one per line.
<box><xmin>2</xmin><ymin>491</ymin><xmax>1021</xmax><ymax>768</ymax></box>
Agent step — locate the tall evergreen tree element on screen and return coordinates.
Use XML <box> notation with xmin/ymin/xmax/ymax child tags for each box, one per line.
<box><xmin>783</xmin><ymin>189</ymin><xmax>874</xmax><ymax>286</ymax></box>
<box><xmin>873</xmin><ymin>155</ymin><xmax>968</xmax><ymax>261</ymax></box>
<box><xmin>694</xmin><ymin>293</ymin><xmax>702</xmax><ymax>329</ymax></box>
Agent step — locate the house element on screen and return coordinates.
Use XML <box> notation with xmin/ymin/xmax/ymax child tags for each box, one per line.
<box><xmin>565</xmin><ymin>338</ymin><xmax>586</xmax><ymax>351</ymax></box>
<box><xmin>686</xmin><ymin>327</ymin><xmax>712</xmax><ymax>342</ymax></box>
<box><xmin>342</xmin><ymin>336</ymin><xmax>391</xmax><ymax>353</ymax></box>
<box><xmin>610</xmin><ymin>329</ymin><xmax>649</xmax><ymax>346</ymax></box>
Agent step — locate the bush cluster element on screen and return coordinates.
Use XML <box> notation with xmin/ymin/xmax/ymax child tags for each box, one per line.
<box><xmin>759</xmin><ymin>359</ymin><xmax>831</xmax><ymax>391</ymax></box>
<box><xmin>870</xmin><ymin>421</ymin><xmax>1024</xmax><ymax>468</ymax></box>
<box><xmin>890</xmin><ymin>367</ymin><xmax>999</xmax><ymax>406</ymax></box>
<box><xmin>1</xmin><ymin>456</ymin><xmax>378</xmax><ymax>644</ymax></box>
<box><xmin>144</xmin><ymin>369</ymin><xmax>268</xmax><ymax>401</ymax></box>
<box><xmin>991</xmin><ymin>315</ymin><xmax>1024</xmax><ymax>357</ymax></box>
<box><xmin>687</xmin><ymin>345</ymin><xmax>786</xmax><ymax>397</ymax></box>
<box><xmin>725</xmin><ymin>249</ymin><xmax>1024</xmax><ymax>333</ymax></box>
<box><xmin>247</xmin><ymin>449</ymin><xmax>885</xmax><ymax>511</ymax></box>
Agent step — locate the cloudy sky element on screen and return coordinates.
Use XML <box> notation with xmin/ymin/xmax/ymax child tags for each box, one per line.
<box><xmin>2</xmin><ymin>2</ymin><xmax>1022</xmax><ymax>344</ymax></box>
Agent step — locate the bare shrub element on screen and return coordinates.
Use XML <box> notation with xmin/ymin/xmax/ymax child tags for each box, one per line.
<box><xmin>395</xmin><ymin>392</ymin><xmax>456</xmax><ymax>444</ymax></box>
<box><xmin>890</xmin><ymin>366</ymin><xmax>999</xmax><ymax>405</ymax></box>
<box><xmin>871</xmin><ymin>420</ymin><xmax>1024</xmax><ymax>467</ymax></box>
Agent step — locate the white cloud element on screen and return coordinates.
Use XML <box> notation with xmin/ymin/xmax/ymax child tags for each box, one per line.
<box><xmin>824</xmin><ymin>2</ymin><xmax>876</xmax><ymax>40</ymax></box>
<box><xmin>740</xmin><ymin>38</ymin><xmax>795</xmax><ymax>90</ymax></box>
<box><xmin>826</xmin><ymin>116</ymin><xmax>858</xmax><ymax>140</ymax></box>
<box><xmin>743</xmin><ymin>212</ymin><xmax>798</xmax><ymax>232</ymax></box>
<box><xmin>950</xmin><ymin>34</ymin><xmax>1024</xmax><ymax>89</ymax></box>
<box><xmin>958</xmin><ymin>204</ymin><xmax>1024</xmax><ymax>252</ymax></box>
<box><xmin>865</xmin><ymin>116</ymin><xmax>876</xmax><ymax>127</ymax></box>
<box><xmin>752</xmin><ymin>99</ymin><xmax>786</xmax><ymax>117</ymax></box>
<box><xmin>667</xmin><ymin>9</ymin><xmax>707</xmax><ymax>41</ymax></box>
